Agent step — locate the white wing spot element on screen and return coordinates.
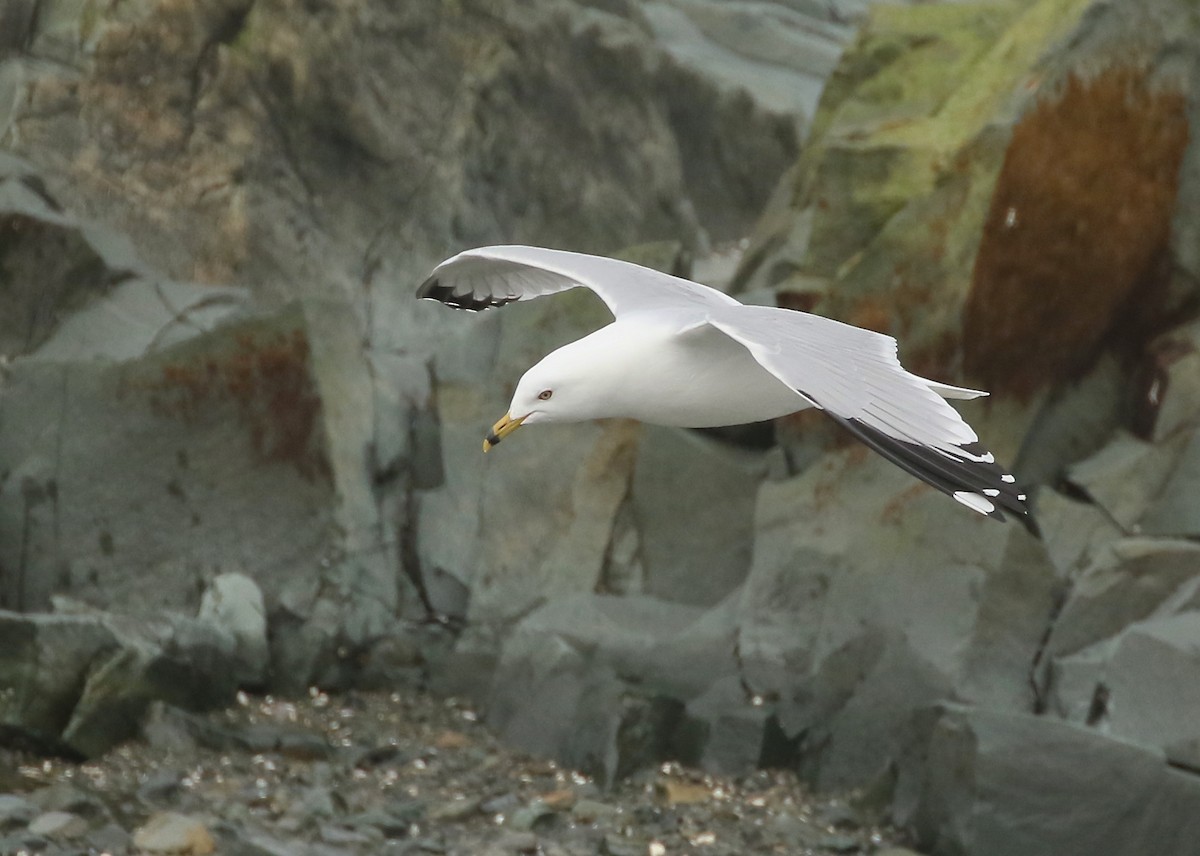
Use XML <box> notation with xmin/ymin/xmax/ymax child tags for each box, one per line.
<box><xmin>983</xmin><ymin>489</ymin><xmax>1000</xmax><ymax>497</ymax></box>
<box><xmin>1018</xmin><ymin>494</ymin><xmax>1027</xmax><ymax>501</ymax></box>
<box><xmin>953</xmin><ymin>491</ymin><xmax>995</xmax><ymax>516</ymax></box>
<box><xmin>1001</xmin><ymin>474</ymin><xmax>1016</xmax><ymax>483</ymax></box>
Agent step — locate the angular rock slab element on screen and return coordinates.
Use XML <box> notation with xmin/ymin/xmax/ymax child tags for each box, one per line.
<box><xmin>486</xmin><ymin>593</ymin><xmax>742</xmax><ymax>785</ymax></box>
<box><xmin>737</xmin><ymin>447</ymin><xmax>1056</xmax><ymax>790</ymax></box>
<box><xmin>631</xmin><ymin>425</ymin><xmax>769</xmax><ymax>607</ymax></box>
<box><xmin>1040</xmin><ymin>538</ymin><xmax>1200</xmax><ymax>665</ymax></box>
<box><xmin>7</xmin><ymin>0</ymin><xmax>799</xmax><ymax>303</ymax></box>
<box><xmin>0</xmin><ymin>610</ymin><xmax>239</xmax><ymax>757</ymax></box>
<box><xmin>0</xmin><ymin>299</ymin><xmax>398</xmax><ymax>690</ymax></box>
<box><xmin>896</xmin><ymin>705</ymin><xmax>1200</xmax><ymax>856</ymax></box>
<box><xmin>1050</xmin><ymin>612</ymin><xmax>1200</xmax><ymax>770</ymax></box>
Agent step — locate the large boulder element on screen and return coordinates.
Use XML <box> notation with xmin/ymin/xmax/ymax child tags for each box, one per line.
<box><xmin>0</xmin><ymin>610</ymin><xmax>240</xmax><ymax>757</ymax></box>
<box><xmin>895</xmin><ymin>705</ymin><xmax>1200</xmax><ymax>856</ymax></box>
<box><xmin>2</xmin><ymin>0</ymin><xmax>802</xmax><ymax>300</ymax></box>
<box><xmin>736</xmin><ymin>446</ymin><xmax>1056</xmax><ymax>791</ymax></box>
<box><xmin>733</xmin><ymin>0</ymin><xmax>1197</xmax><ymax>481</ymax></box>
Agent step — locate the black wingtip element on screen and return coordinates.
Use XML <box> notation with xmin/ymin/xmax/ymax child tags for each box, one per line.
<box><xmin>834</xmin><ymin>416</ymin><xmax>1037</xmax><ymax>530</ymax></box>
<box><xmin>416</xmin><ymin>275</ymin><xmax>517</xmax><ymax>312</ymax></box>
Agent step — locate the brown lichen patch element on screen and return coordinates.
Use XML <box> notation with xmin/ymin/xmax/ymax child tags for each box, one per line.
<box><xmin>964</xmin><ymin>66</ymin><xmax>1189</xmax><ymax>396</ymax></box>
<box><xmin>148</xmin><ymin>328</ymin><xmax>330</xmax><ymax>481</ymax></box>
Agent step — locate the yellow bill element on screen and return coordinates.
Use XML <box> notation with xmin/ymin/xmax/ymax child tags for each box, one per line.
<box><xmin>483</xmin><ymin>412</ymin><xmax>526</xmax><ymax>452</ymax></box>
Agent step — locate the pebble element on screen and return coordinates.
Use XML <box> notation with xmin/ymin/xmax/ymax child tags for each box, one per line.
<box><xmin>0</xmin><ymin>795</ymin><xmax>36</xmax><ymax>829</ymax></box>
<box><xmin>349</xmin><ymin>808</ymin><xmax>414</xmax><ymax>837</ymax></box>
<box><xmin>137</xmin><ymin>770</ymin><xmax>185</xmax><ymax>806</ymax></box>
<box><xmin>28</xmin><ymin>783</ymin><xmax>106</xmax><ymax>819</ymax></box>
<box><xmin>28</xmin><ymin>810</ymin><xmax>88</xmax><ymax>839</ymax></box>
<box><xmin>600</xmin><ymin>833</ymin><xmax>646</xmax><ymax>856</ymax></box>
<box><xmin>571</xmin><ymin>798</ymin><xmax>619</xmax><ymax>823</ymax></box>
<box><xmin>539</xmin><ymin>788</ymin><xmax>577</xmax><ymax>811</ymax></box>
<box><xmin>89</xmin><ymin>822</ymin><xmax>134</xmax><ymax>853</ymax></box>
<box><xmin>428</xmin><ymin>796</ymin><xmax>481</xmax><ymax>822</ymax></box>
<box><xmin>497</xmin><ymin>830</ymin><xmax>539</xmax><ymax>852</ymax></box>
<box><xmin>320</xmin><ymin>823</ymin><xmax>378</xmax><ymax>845</ymax></box>
<box><xmin>818</xmin><ymin>801</ymin><xmax>862</xmax><ymax>830</ymax></box>
<box><xmin>817</xmin><ymin>832</ymin><xmax>863</xmax><ymax>852</ymax></box>
<box><xmin>508</xmin><ymin>800</ymin><xmax>557</xmax><ymax>832</ymax></box>
<box><xmin>132</xmin><ymin>811</ymin><xmax>216</xmax><ymax>855</ymax></box>
<box><xmin>480</xmin><ymin>792</ymin><xmax>521</xmax><ymax>815</ymax></box>
<box><xmin>6</xmin><ymin>688</ymin><xmax>903</xmax><ymax>856</ymax></box>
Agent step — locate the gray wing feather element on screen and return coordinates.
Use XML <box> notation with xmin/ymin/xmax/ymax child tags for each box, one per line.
<box><xmin>417</xmin><ymin>245</ymin><xmax>739</xmax><ymax>316</ymax></box>
<box><xmin>706</xmin><ymin>305</ymin><xmax>1037</xmax><ymax>529</ymax></box>
<box><xmin>707</xmin><ymin>305</ymin><xmax>979</xmax><ymax>451</ymax></box>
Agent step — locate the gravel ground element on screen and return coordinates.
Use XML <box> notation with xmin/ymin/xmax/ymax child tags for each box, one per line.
<box><xmin>0</xmin><ymin>688</ymin><xmax>911</xmax><ymax>856</ymax></box>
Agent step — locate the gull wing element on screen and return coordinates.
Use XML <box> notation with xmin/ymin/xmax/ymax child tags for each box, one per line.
<box><xmin>706</xmin><ymin>306</ymin><xmax>1037</xmax><ymax>532</ymax></box>
<box><xmin>417</xmin><ymin>245</ymin><xmax>740</xmax><ymax>316</ymax></box>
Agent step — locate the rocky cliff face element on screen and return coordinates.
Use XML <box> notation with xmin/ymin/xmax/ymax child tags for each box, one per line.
<box><xmin>5</xmin><ymin>1</ymin><xmax>1200</xmax><ymax>855</ymax></box>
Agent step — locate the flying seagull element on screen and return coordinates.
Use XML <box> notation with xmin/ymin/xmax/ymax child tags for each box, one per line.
<box><xmin>417</xmin><ymin>245</ymin><xmax>1036</xmax><ymax>532</ymax></box>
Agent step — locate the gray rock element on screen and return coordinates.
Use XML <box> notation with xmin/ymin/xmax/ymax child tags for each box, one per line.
<box><xmin>816</xmin><ymin>833</ymin><xmax>861</xmax><ymax>853</ymax></box>
<box><xmin>1141</xmin><ymin>428</ymin><xmax>1200</xmax><ymax>537</ymax></box>
<box><xmin>132</xmin><ymin>811</ymin><xmax>215</xmax><ymax>854</ymax></box>
<box><xmin>507</xmin><ymin>801</ymin><xmax>556</xmax><ymax>832</ymax></box>
<box><xmin>0</xmin><ymin>610</ymin><xmax>243</xmax><ymax>757</ymax></box>
<box><xmin>428</xmin><ymin>797</ymin><xmax>480</xmax><ymax>822</ymax></box>
<box><xmin>25</xmin><ymin>783</ymin><xmax>107</xmax><ymax>819</ymax></box>
<box><xmin>1050</xmin><ymin>612</ymin><xmax>1200</xmax><ymax>769</ymax></box>
<box><xmin>27</xmin><ymin>810</ymin><xmax>87</xmax><ymax>839</ymax></box>
<box><xmin>896</xmin><ymin>705</ymin><xmax>1200</xmax><ymax>856</ymax></box>
<box><xmin>0</xmin><ymin>155</ymin><xmax>246</xmax><ymax>365</ymax></box>
<box><xmin>7</xmin><ymin>0</ymin><xmax>799</xmax><ymax>306</ymax></box>
<box><xmin>683</xmin><ymin>677</ymin><xmax>775</xmax><ymax>774</ymax></box>
<box><xmin>735</xmin><ymin>448</ymin><xmax>1056</xmax><ymax>790</ymax></box>
<box><xmin>570</xmin><ymin>799</ymin><xmax>619</xmax><ymax>823</ymax></box>
<box><xmin>600</xmin><ymin>833</ymin><xmax>645</xmax><ymax>856</ymax></box>
<box><xmin>0</xmin><ymin>297</ymin><xmax>399</xmax><ymax>691</ymax></box>
<box><xmin>497</xmin><ymin>830</ymin><xmax>539</xmax><ymax>853</ymax></box>
<box><xmin>1041</xmin><ymin>538</ymin><xmax>1200</xmax><ymax>665</ymax></box>
<box><xmin>1033</xmin><ymin>487</ymin><xmax>1123</xmax><ymax>579</ymax></box>
<box><xmin>197</xmin><ymin>573</ymin><xmax>269</xmax><ymax>687</ymax></box>
<box><xmin>1064</xmin><ymin>430</ymin><xmax>1188</xmax><ymax>531</ymax></box>
<box><xmin>320</xmin><ymin>824</ymin><xmax>378</xmax><ymax>845</ymax></box>
<box><xmin>638</xmin><ymin>0</ymin><xmax>852</xmax><ymax>119</ymax></box>
<box><xmin>485</xmin><ymin>593</ymin><xmax>740</xmax><ymax>784</ymax></box>
<box><xmin>88</xmin><ymin>823</ymin><xmax>134</xmax><ymax>855</ymax></box>
<box><xmin>0</xmin><ymin>612</ymin><xmax>119</xmax><ymax>752</ymax></box>
<box><xmin>631</xmin><ymin>425</ymin><xmax>767</xmax><ymax>607</ymax></box>
<box><xmin>479</xmin><ymin>793</ymin><xmax>520</xmax><ymax>816</ymax></box>
<box><xmin>1136</xmin><ymin>319</ymin><xmax>1200</xmax><ymax>443</ymax></box>
<box><xmin>0</xmin><ymin>795</ymin><xmax>35</xmax><ymax>830</ymax></box>
<box><xmin>348</xmin><ymin>808</ymin><xmax>415</xmax><ymax>838</ymax></box>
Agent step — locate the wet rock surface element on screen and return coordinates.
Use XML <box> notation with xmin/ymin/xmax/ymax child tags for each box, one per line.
<box><xmin>2</xmin><ymin>688</ymin><xmax>900</xmax><ymax>856</ymax></box>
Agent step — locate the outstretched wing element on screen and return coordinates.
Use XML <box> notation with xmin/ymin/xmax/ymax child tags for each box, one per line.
<box><xmin>707</xmin><ymin>306</ymin><xmax>1036</xmax><ymax>532</ymax></box>
<box><xmin>417</xmin><ymin>245</ymin><xmax>739</xmax><ymax>315</ymax></box>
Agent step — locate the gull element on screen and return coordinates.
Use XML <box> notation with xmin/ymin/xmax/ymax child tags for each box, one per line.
<box><xmin>417</xmin><ymin>245</ymin><xmax>1036</xmax><ymax>532</ymax></box>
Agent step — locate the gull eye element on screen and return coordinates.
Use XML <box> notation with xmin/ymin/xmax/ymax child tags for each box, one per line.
<box><xmin>538</xmin><ymin>389</ymin><xmax>553</xmax><ymax>401</ymax></box>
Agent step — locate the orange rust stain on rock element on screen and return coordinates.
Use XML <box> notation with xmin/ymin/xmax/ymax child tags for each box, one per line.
<box><xmin>149</xmin><ymin>329</ymin><xmax>331</xmax><ymax>481</ymax></box>
<box><xmin>964</xmin><ymin>67</ymin><xmax>1189</xmax><ymax>397</ymax></box>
